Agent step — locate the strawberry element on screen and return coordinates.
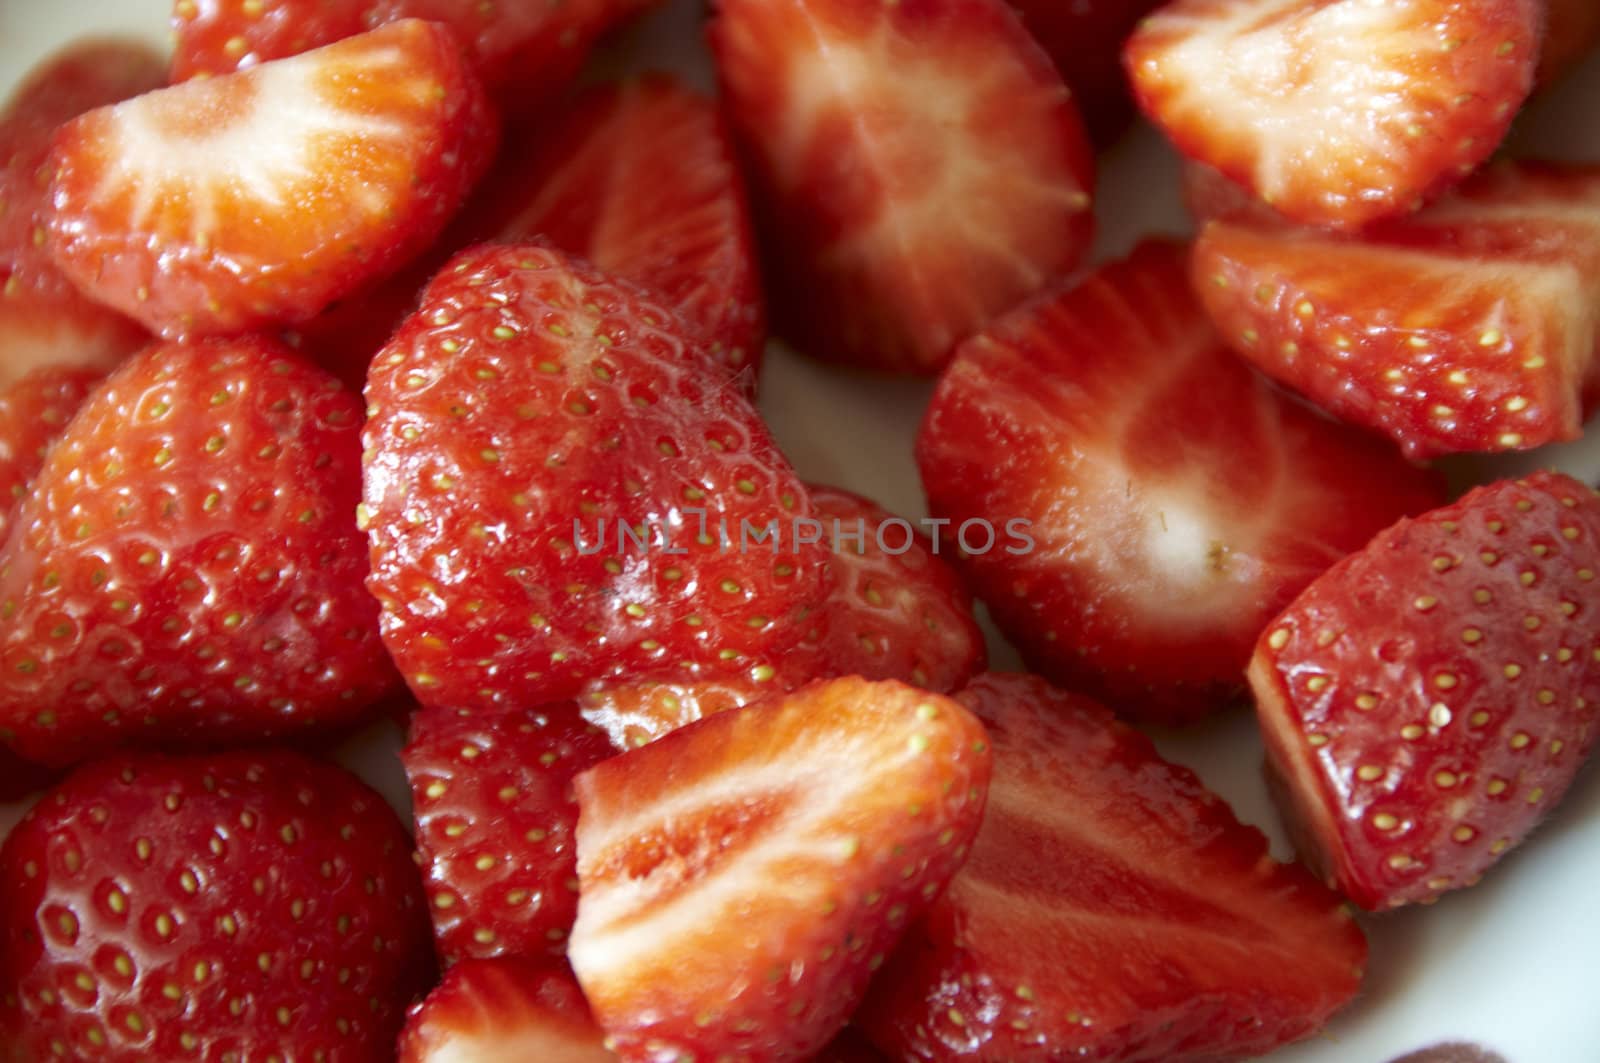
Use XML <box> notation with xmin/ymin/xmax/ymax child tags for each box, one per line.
<box><xmin>569</xmin><ymin>676</ymin><xmax>992</xmax><ymax>1062</ymax></box>
<box><xmin>0</xmin><ymin>336</ymin><xmax>395</xmax><ymax>768</ymax></box>
<box><xmin>363</xmin><ymin>243</ymin><xmax>831</xmax><ymax>714</ymax></box>
<box><xmin>1194</xmin><ymin>160</ymin><xmax>1600</xmax><ymax>460</ymax></box>
<box><xmin>917</xmin><ymin>240</ymin><xmax>1444</xmax><ymax>725</ymax></box>
<box><xmin>1005</xmin><ymin>0</ymin><xmax>1164</xmax><ymax>145</ymax></box>
<box><xmin>858</xmin><ymin>672</ymin><xmax>1367</xmax><ymax>1062</ymax></box>
<box><xmin>1126</xmin><ymin>0</ymin><xmax>1542</xmax><ymax>229</ymax></box>
<box><xmin>1539</xmin><ymin>0</ymin><xmax>1600</xmax><ymax>88</ymax></box>
<box><xmin>1182</xmin><ymin>160</ymin><xmax>1286</xmax><ymax>226</ymax></box>
<box><xmin>47</xmin><ymin>20</ymin><xmax>498</xmax><ymax>341</ymax></box>
<box><xmin>0</xmin><ymin>749</ymin><xmax>432</xmax><ymax>1059</ymax></box>
<box><xmin>403</xmin><ymin>703</ymin><xmax>616</xmax><ymax>964</ymax></box>
<box><xmin>711</xmin><ymin>0</ymin><xmax>1095</xmax><ymax>374</ymax></box>
<box><xmin>0</xmin><ymin>366</ymin><xmax>103</xmax><ymax>547</ymax></box>
<box><xmin>0</xmin><ymin>39</ymin><xmax>158</xmax><ymax>388</ymax></box>
<box><xmin>1250</xmin><ymin>472</ymin><xmax>1600</xmax><ymax>910</ymax></box>
<box><xmin>398</xmin><ymin>958</ymin><xmax>614</xmax><ymax>1063</ymax></box>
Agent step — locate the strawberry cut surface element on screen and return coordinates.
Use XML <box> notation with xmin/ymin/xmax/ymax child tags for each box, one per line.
<box><xmin>398</xmin><ymin>958</ymin><xmax>614</xmax><ymax>1063</ymax></box>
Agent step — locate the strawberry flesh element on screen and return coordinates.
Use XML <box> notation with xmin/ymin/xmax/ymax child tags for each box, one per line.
<box><xmin>398</xmin><ymin>958</ymin><xmax>614</xmax><ymax>1063</ymax></box>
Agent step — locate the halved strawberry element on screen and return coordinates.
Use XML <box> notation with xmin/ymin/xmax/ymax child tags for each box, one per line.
<box><xmin>1126</xmin><ymin>0</ymin><xmax>1542</xmax><ymax>229</ymax></box>
<box><xmin>917</xmin><ymin>240</ymin><xmax>1444</xmax><ymax>725</ymax></box>
<box><xmin>0</xmin><ymin>366</ymin><xmax>103</xmax><ymax>547</ymax></box>
<box><xmin>1539</xmin><ymin>0</ymin><xmax>1600</xmax><ymax>88</ymax></box>
<box><xmin>569</xmin><ymin>676</ymin><xmax>992</xmax><ymax>1061</ymax></box>
<box><xmin>1251</xmin><ymin>472</ymin><xmax>1600</xmax><ymax>910</ymax></box>
<box><xmin>712</xmin><ymin>0</ymin><xmax>1095</xmax><ymax>373</ymax></box>
<box><xmin>48</xmin><ymin>20</ymin><xmax>498</xmax><ymax>340</ymax></box>
<box><xmin>398</xmin><ymin>959</ymin><xmax>613</xmax><ymax>1063</ymax></box>
<box><xmin>0</xmin><ymin>39</ymin><xmax>158</xmax><ymax>387</ymax></box>
<box><xmin>0</xmin><ymin>336</ymin><xmax>395</xmax><ymax>767</ymax></box>
<box><xmin>363</xmin><ymin>243</ymin><xmax>831</xmax><ymax>714</ymax></box>
<box><xmin>403</xmin><ymin>703</ymin><xmax>616</xmax><ymax>964</ymax></box>
<box><xmin>1006</xmin><ymin>0</ymin><xmax>1164</xmax><ymax>145</ymax></box>
<box><xmin>1195</xmin><ymin>160</ymin><xmax>1600</xmax><ymax>460</ymax></box>
<box><xmin>858</xmin><ymin>672</ymin><xmax>1367</xmax><ymax>1062</ymax></box>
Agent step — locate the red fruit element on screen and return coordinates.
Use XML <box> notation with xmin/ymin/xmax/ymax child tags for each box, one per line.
<box><xmin>917</xmin><ymin>240</ymin><xmax>1444</xmax><ymax>724</ymax></box>
<box><xmin>363</xmin><ymin>243</ymin><xmax>831</xmax><ymax>714</ymax></box>
<box><xmin>403</xmin><ymin>704</ymin><xmax>616</xmax><ymax>963</ymax></box>
<box><xmin>1195</xmin><ymin>160</ymin><xmax>1600</xmax><ymax>460</ymax></box>
<box><xmin>0</xmin><ymin>366</ymin><xmax>103</xmax><ymax>547</ymax></box>
<box><xmin>0</xmin><ymin>336</ymin><xmax>395</xmax><ymax>767</ymax></box>
<box><xmin>712</xmin><ymin>0</ymin><xmax>1095</xmax><ymax>373</ymax></box>
<box><xmin>1006</xmin><ymin>0</ymin><xmax>1164</xmax><ymax>144</ymax></box>
<box><xmin>1181</xmin><ymin>160</ymin><xmax>1285</xmax><ymax>226</ymax></box>
<box><xmin>0</xmin><ymin>750</ymin><xmax>432</xmax><ymax>1059</ymax></box>
<box><xmin>0</xmin><ymin>39</ymin><xmax>158</xmax><ymax>387</ymax></box>
<box><xmin>1250</xmin><ymin>472</ymin><xmax>1600</xmax><ymax>910</ymax></box>
<box><xmin>1126</xmin><ymin>0</ymin><xmax>1541</xmax><ymax>229</ymax></box>
<box><xmin>398</xmin><ymin>958</ymin><xmax>613</xmax><ymax>1063</ymax></box>
<box><xmin>858</xmin><ymin>672</ymin><xmax>1367</xmax><ymax>1062</ymax></box>
<box><xmin>48</xmin><ymin>20</ymin><xmax>498</xmax><ymax>340</ymax></box>
<box><xmin>569</xmin><ymin>676</ymin><xmax>992</xmax><ymax>1062</ymax></box>
<box><xmin>1539</xmin><ymin>0</ymin><xmax>1600</xmax><ymax>88</ymax></box>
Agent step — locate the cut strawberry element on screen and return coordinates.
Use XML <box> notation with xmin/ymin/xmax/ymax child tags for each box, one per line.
<box><xmin>712</xmin><ymin>0</ymin><xmax>1095</xmax><ymax>373</ymax></box>
<box><xmin>0</xmin><ymin>750</ymin><xmax>432</xmax><ymax>1059</ymax></box>
<box><xmin>403</xmin><ymin>703</ymin><xmax>616</xmax><ymax>964</ymax></box>
<box><xmin>1539</xmin><ymin>0</ymin><xmax>1600</xmax><ymax>88</ymax></box>
<box><xmin>0</xmin><ymin>39</ymin><xmax>158</xmax><ymax>387</ymax></box>
<box><xmin>398</xmin><ymin>958</ymin><xmax>613</xmax><ymax>1063</ymax></box>
<box><xmin>363</xmin><ymin>243</ymin><xmax>831</xmax><ymax>715</ymax></box>
<box><xmin>1182</xmin><ymin>160</ymin><xmax>1287</xmax><ymax>226</ymax></box>
<box><xmin>917</xmin><ymin>240</ymin><xmax>1444</xmax><ymax>725</ymax></box>
<box><xmin>48</xmin><ymin>20</ymin><xmax>498</xmax><ymax>340</ymax></box>
<box><xmin>1126</xmin><ymin>0</ymin><xmax>1542</xmax><ymax>229</ymax></box>
<box><xmin>1251</xmin><ymin>472</ymin><xmax>1600</xmax><ymax>910</ymax></box>
<box><xmin>1006</xmin><ymin>0</ymin><xmax>1164</xmax><ymax>145</ymax></box>
<box><xmin>569</xmin><ymin>676</ymin><xmax>992</xmax><ymax>1061</ymax></box>
<box><xmin>0</xmin><ymin>336</ymin><xmax>395</xmax><ymax>767</ymax></box>
<box><xmin>0</xmin><ymin>366</ymin><xmax>103</xmax><ymax>547</ymax></box>
<box><xmin>1195</xmin><ymin>160</ymin><xmax>1600</xmax><ymax>460</ymax></box>
<box><xmin>858</xmin><ymin>672</ymin><xmax>1367</xmax><ymax>1062</ymax></box>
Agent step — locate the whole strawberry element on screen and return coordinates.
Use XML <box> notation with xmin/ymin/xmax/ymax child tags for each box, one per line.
<box><xmin>0</xmin><ymin>366</ymin><xmax>103</xmax><ymax>547</ymax></box>
<box><xmin>1252</xmin><ymin>471</ymin><xmax>1600</xmax><ymax>909</ymax></box>
<box><xmin>0</xmin><ymin>336</ymin><xmax>395</xmax><ymax>767</ymax></box>
<box><xmin>0</xmin><ymin>750</ymin><xmax>432</xmax><ymax>1059</ymax></box>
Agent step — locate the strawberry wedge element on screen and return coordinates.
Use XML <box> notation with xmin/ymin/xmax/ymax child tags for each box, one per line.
<box><xmin>399</xmin><ymin>959</ymin><xmax>614</xmax><ymax>1063</ymax></box>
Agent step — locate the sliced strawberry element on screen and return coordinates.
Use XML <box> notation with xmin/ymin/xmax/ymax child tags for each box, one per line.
<box><xmin>398</xmin><ymin>958</ymin><xmax>613</xmax><ymax>1063</ymax></box>
<box><xmin>0</xmin><ymin>39</ymin><xmax>158</xmax><ymax>387</ymax></box>
<box><xmin>712</xmin><ymin>0</ymin><xmax>1095</xmax><ymax>373</ymax></box>
<box><xmin>917</xmin><ymin>240</ymin><xmax>1445</xmax><ymax>725</ymax></box>
<box><xmin>1126</xmin><ymin>0</ymin><xmax>1542</xmax><ymax>229</ymax></box>
<box><xmin>569</xmin><ymin>676</ymin><xmax>992</xmax><ymax>1061</ymax></box>
<box><xmin>858</xmin><ymin>672</ymin><xmax>1367</xmax><ymax>1062</ymax></box>
<box><xmin>1195</xmin><ymin>160</ymin><xmax>1600</xmax><ymax>460</ymax></box>
<box><xmin>1539</xmin><ymin>0</ymin><xmax>1600</xmax><ymax>88</ymax></box>
<box><xmin>403</xmin><ymin>703</ymin><xmax>616</xmax><ymax>963</ymax></box>
<box><xmin>1251</xmin><ymin>472</ymin><xmax>1600</xmax><ymax>910</ymax></box>
<box><xmin>363</xmin><ymin>243</ymin><xmax>831</xmax><ymax>715</ymax></box>
<box><xmin>0</xmin><ymin>366</ymin><xmax>103</xmax><ymax>546</ymax></box>
<box><xmin>1005</xmin><ymin>0</ymin><xmax>1164</xmax><ymax>145</ymax></box>
<box><xmin>0</xmin><ymin>750</ymin><xmax>432</xmax><ymax>1059</ymax></box>
<box><xmin>0</xmin><ymin>336</ymin><xmax>395</xmax><ymax>767</ymax></box>
<box><xmin>48</xmin><ymin>20</ymin><xmax>498</xmax><ymax>340</ymax></box>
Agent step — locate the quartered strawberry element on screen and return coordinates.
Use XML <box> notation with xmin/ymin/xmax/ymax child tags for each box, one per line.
<box><xmin>1005</xmin><ymin>0</ymin><xmax>1164</xmax><ymax>145</ymax></box>
<box><xmin>1195</xmin><ymin>160</ymin><xmax>1600</xmax><ymax>460</ymax></box>
<box><xmin>0</xmin><ymin>750</ymin><xmax>432</xmax><ymax>1060</ymax></box>
<box><xmin>569</xmin><ymin>676</ymin><xmax>992</xmax><ymax>1062</ymax></box>
<box><xmin>1539</xmin><ymin>0</ymin><xmax>1600</xmax><ymax>88</ymax></box>
<box><xmin>0</xmin><ymin>366</ymin><xmax>103</xmax><ymax>547</ymax></box>
<box><xmin>0</xmin><ymin>39</ymin><xmax>157</xmax><ymax>388</ymax></box>
<box><xmin>0</xmin><ymin>336</ymin><xmax>395</xmax><ymax>768</ymax></box>
<box><xmin>399</xmin><ymin>958</ymin><xmax>613</xmax><ymax>1063</ymax></box>
<box><xmin>403</xmin><ymin>704</ymin><xmax>616</xmax><ymax>964</ymax></box>
<box><xmin>1251</xmin><ymin>472</ymin><xmax>1600</xmax><ymax>910</ymax></box>
<box><xmin>858</xmin><ymin>672</ymin><xmax>1367</xmax><ymax>1062</ymax></box>
<box><xmin>1126</xmin><ymin>0</ymin><xmax>1542</xmax><ymax>229</ymax></box>
<box><xmin>363</xmin><ymin>243</ymin><xmax>831</xmax><ymax>715</ymax></box>
<box><xmin>917</xmin><ymin>241</ymin><xmax>1444</xmax><ymax>725</ymax></box>
<box><xmin>48</xmin><ymin>20</ymin><xmax>498</xmax><ymax>340</ymax></box>
<box><xmin>712</xmin><ymin>0</ymin><xmax>1095</xmax><ymax>374</ymax></box>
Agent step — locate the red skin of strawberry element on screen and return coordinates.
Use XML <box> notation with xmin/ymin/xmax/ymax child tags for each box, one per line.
<box><xmin>403</xmin><ymin>704</ymin><xmax>616</xmax><ymax>964</ymax></box>
<box><xmin>712</xmin><ymin>0</ymin><xmax>1095</xmax><ymax>374</ymax></box>
<box><xmin>1194</xmin><ymin>160</ymin><xmax>1600</xmax><ymax>461</ymax></box>
<box><xmin>569</xmin><ymin>676</ymin><xmax>993</xmax><ymax>1063</ymax></box>
<box><xmin>1126</xmin><ymin>0</ymin><xmax>1541</xmax><ymax>230</ymax></box>
<box><xmin>1006</xmin><ymin>0</ymin><xmax>1164</xmax><ymax>145</ymax></box>
<box><xmin>398</xmin><ymin>958</ymin><xmax>613</xmax><ymax>1063</ymax></box>
<box><xmin>1251</xmin><ymin>472</ymin><xmax>1600</xmax><ymax>910</ymax></box>
<box><xmin>0</xmin><ymin>336</ymin><xmax>396</xmax><ymax>768</ymax></box>
<box><xmin>0</xmin><ymin>750</ymin><xmax>433</xmax><ymax>1060</ymax></box>
<box><xmin>363</xmin><ymin>243</ymin><xmax>831</xmax><ymax>715</ymax></box>
<box><xmin>0</xmin><ymin>366</ymin><xmax>103</xmax><ymax>547</ymax></box>
<box><xmin>917</xmin><ymin>240</ymin><xmax>1445</xmax><ymax>725</ymax></box>
<box><xmin>0</xmin><ymin>39</ymin><xmax>157</xmax><ymax>388</ymax></box>
<box><xmin>858</xmin><ymin>672</ymin><xmax>1367</xmax><ymax>1062</ymax></box>
<box><xmin>48</xmin><ymin>20</ymin><xmax>499</xmax><ymax>341</ymax></box>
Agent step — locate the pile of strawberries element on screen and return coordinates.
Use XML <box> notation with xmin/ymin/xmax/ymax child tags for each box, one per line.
<box><xmin>0</xmin><ymin>0</ymin><xmax>1596</xmax><ymax>1059</ymax></box>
